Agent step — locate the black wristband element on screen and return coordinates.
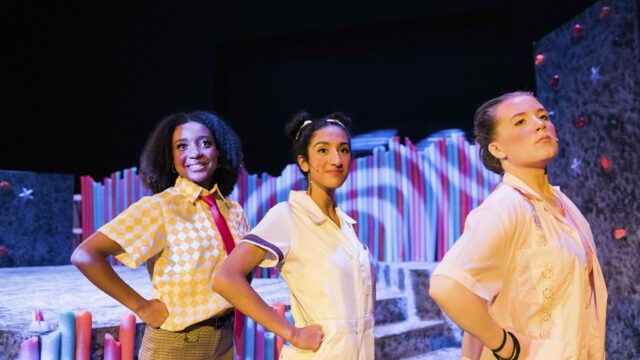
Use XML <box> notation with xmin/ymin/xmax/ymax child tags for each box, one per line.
<box><xmin>508</xmin><ymin>331</ymin><xmax>520</xmax><ymax>360</ymax></box>
<box><xmin>492</xmin><ymin>330</ymin><xmax>520</xmax><ymax>360</ymax></box>
<box><xmin>490</xmin><ymin>328</ymin><xmax>507</xmax><ymax>353</ymax></box>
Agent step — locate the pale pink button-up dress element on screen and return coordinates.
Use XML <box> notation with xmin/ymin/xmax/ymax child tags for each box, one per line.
<box><xmin>433</xmin><ymin>172</ymin><xmax>607</xmax><ymax>359</ymax></box>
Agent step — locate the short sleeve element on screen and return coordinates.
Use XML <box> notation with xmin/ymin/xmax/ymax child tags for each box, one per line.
<box><xmin>98</xmin><ymin>196</ymin><xmax>166</xmax><ymax>268</ymax></box>
<box><xmin>432</xmin><ymin>195</ymin><xmax>522</xmax><ymax>301</ymax></box>
<box><xmin>240</xmin><ymin>204</ymin><xmax>291</xmax><ymax>268</ymax></box>
<box><xmin>227</xmin><ymin>200</ymin><xmax>252</xmax><ymax>241</ymax></box>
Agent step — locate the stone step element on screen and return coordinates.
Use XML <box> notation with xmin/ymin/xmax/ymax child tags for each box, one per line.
<box><xmin>374</xmin><ymin>319</ymin><xmax>459</xmax><ymax>360</ymax></box>
<box><xmin>402</xmin><ymin>346</ymin><xmax>461</xmax><ymax>360</ymax></box>
<box><xmin>375</xmin><ymin>261</ymin><xmax>444</xmax><ymax>321</ymax></box>
<box><xmin>374</xmin><ymin>285</ymin><xmax>407</xmax><ymax>325</ymax></box>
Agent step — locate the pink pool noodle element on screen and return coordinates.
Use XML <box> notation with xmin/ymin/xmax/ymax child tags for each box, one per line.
<box><xmin>19</xmin><ymin>336</ymin><xmax>39</xmax><ymax>360</ymax></box>
<box><xmin>103</xmin><ymin>333</ymin><xmax>121</xmax><ymax>360</ymax></box>
<box><xmin>272</xmin><ymin>302</ymin><xmax>286</xmax><ymax>359</ymax></box>
<box><xmin>119</xmin><ymin>313</ymin><xmax>136</xmax><ymax>360</ymax></box>
<box><xmin>75</xmin><ymin>311</ymin><xmax>92</xmax><ymax>360</ymax></box>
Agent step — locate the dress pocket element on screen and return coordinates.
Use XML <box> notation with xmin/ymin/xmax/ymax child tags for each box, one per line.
<box><xmin>528</xmin><ymin>338</ymin><xmax>578</xmax><ymax>359</ymax></box>
<box><xmin>279</xmin><ymin>344</ymin><xmax>316</xmax><ymax>359</ymax></box>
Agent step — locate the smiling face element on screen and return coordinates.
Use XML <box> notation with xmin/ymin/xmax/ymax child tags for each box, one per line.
<box><xmin>172</xmin><ymin>121</ymin><xmax>219</xmax><ymax>189</ymax></box>
<box><xmin>298</xmin><ymin>125</ymin><xmax>351</xmax><ymax>192</ymax></box>
<box><xmin>488</xmin><ymin>95</ymin><xmax>558</xmax><ymax>172</ymax></box>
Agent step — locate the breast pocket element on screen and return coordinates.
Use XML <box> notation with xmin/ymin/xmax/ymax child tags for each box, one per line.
<box><xmin>358</xmin><ymin>249</ymin><xmax>373</xmax><ymax>296</ymax></box>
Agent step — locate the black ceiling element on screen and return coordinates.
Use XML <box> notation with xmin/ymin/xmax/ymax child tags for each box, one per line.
<box><xmin>2</xmin><ymin>0</ymin><xmax>598</xmax><ymax>185</ymax></box>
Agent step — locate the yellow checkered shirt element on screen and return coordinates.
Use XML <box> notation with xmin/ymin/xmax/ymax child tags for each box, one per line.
<box><xmin>99</xmin><ymin>176</ymin><xmax>250</xmax><ymax>331</ymax></box>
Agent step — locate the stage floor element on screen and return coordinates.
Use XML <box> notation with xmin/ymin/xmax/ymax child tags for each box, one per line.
<box><xmin>0</xmin><ymin>264</ymin><xmax>289</xmax><ymax>333</ymax></box>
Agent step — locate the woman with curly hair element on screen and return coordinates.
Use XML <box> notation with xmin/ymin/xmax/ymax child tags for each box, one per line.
<box><xmin>71</xmin><ymin>111</ymin><xmax>249</xmax><ymax>359</ymax></box>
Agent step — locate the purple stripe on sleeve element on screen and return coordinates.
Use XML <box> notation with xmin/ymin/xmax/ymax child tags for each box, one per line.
<box><xmin>243</xmin><ymin>234</ymin><xmax>284</xmax><ymax>263</ymax></box>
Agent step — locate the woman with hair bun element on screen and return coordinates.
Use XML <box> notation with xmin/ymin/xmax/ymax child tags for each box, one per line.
<box><xmin>213</xmin><ymin>110</ymin><xmax>375</xmax><ymax>359</ymax></box>
<box><xmin>429</xmin><ymin>91</ymin><xmax>608</xmax><ymax>359</ymax></box>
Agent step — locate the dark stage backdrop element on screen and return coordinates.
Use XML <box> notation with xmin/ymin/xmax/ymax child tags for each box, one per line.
<box><xmin>0</xmin><ymin>170</ymin><xmax>74</xmax><ymax>267</ymax></box>
<box><xmin>2</xmin><ymin>1</ymin><xmax>598</xmax><ymax>191</ymax></box>
<box><xmin>536</xmin><ymin>0</ymin><xmax>640</xmax><ymax>356</ymax></box>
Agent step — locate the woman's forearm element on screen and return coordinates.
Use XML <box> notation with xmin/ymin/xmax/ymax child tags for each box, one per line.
<box><xmin>213</xmin><ymin>267</ymin><xmax>295</xmax><ymax>340</ymax></box>
<box><xmin>428</xmin><ymin>275</ymin><xmax>506</xmax><ymax>351</ymax></box>
<box><xmin>70</xmin><ymin>232</ymin><xmax>147</xmax><ymax>313</ymax></box>
<box><xmin>212</xmin><ymin>243</ymin><xmax>295</xmax><ymax>341</ymax></box>
<box><xmin>461</xmin><ymin>331</ymin><xmax>484</xmax><ymax>360</ymax></box>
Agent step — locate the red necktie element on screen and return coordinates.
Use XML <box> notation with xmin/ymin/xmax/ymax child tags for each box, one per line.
<box><xmin>201</xmin><ymin>194</ymin><xmax>245</xmax><ymax>359</ymax></box>
<box><xmin>201</xmin><ymin>194</ymin><xmax>236</xmax><ymax>254</ymax></box>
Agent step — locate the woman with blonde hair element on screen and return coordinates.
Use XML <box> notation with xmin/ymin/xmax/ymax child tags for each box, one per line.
<box><xmin>429</xmin><ymin>91</ymin><xmax>608</xmax><ymax>359</ymax></box>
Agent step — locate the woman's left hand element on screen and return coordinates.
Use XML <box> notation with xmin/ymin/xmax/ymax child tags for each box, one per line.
<box><xmin>137</xmin><ymin>299</ymin><xmax>169</xmax><ymax>328</ymax></box>
<box><xmin>290</xmin><ymin>324</ymin><xmax>324</xmax><ymax>351</ymax></box>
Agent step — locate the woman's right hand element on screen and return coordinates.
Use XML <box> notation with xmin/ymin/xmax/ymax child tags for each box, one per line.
<box><xmin>137</xmin><ymin>299</ymin><xmax>169</xmax><ymax>328</ymax></box>
<box><xmin>290</xmin><ymin>324</ymin><xmax>324</xmax><ymax>351</ymax></box>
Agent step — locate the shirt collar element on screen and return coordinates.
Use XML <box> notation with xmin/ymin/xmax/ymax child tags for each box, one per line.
<box><xmin>174</xmin><ymin>176</ymin><xmax>226</xmax><ymax>205</ymax></box>
<box><xmin>288</xmin><ymin>190</ymin><xmax>357</xmax><ymax>226</ymax></box>
<box><xmin>502</xmin><ymin>172</ymin><xmax>562</xmax><ymax>202</ymax></box>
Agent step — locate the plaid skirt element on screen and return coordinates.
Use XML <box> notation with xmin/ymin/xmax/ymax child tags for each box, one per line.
<box><xmin>139</xmin><ymin>312</ymin><xmax>234</xmax><ymax>360</ymax></box>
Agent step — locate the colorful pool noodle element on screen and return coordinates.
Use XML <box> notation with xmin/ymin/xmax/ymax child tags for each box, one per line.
<box><xmin>41</xmin><ymin>330</ymin><xmax>61</xmax><ymax>360</ymax></box>
<box><xmin>470</xmin><ymin>144</ymin><xmax>479</xmax><ymax>209</ymax></box>
<box><xmin>134</xmin><ymin>173</ymin><xmax>140</xmax><ymax>201</ymax></box>
<box><xmin>254</xmin><ymin>323</ymin><xmax>265</xmax><ymax>360</ymax></box>
<box><xmin>126</xmin><ymin>167</ymin><xmax>133</xmax><ymax>207</ymax></box>
<box><xmin>59</xmin><ymin>310</ymin><xmax>76</xmax><ymax>360</ymax></box>
<box><xmin>105</xmin><ymin>177</ymin><xmax>112</xmax><ymax>222</ymax></box>
<box><xmin>400</xmin><ymin>143</ymin><xmax>410</xmax><ymax>260</ymax></box>
<box><xmin>19</xmin><ymin>336</ymin><xmax>39</xmax><ymax>360</ymax></box>
<box><xmin>367</xmin><ymin>155</ymin><xmax>375</xmax><ymax>253</ymax></box>
<box><xmin>243</xmin><ymin>317</ymin><xmax>255</xmax><ymax>360</ymax></box>
<box><xmin>119</xmin><ymin>313</ymin><xmax>136</xmax><ymax>360</ymax></box>
<box><xmin>272</xmin><ymin>302</ymin><xmax>285</xmax><ymax>359</ymax></box>
<box><xmin>371</xmin><ymin>147</ymin><xmax>380</xmax><ymax>261</ymax></box>
<box><xmin>447</xmin><ymin>137</ymin><xmax>458</xmax><ymax>250</ymax></box>
<box><xmin>104</xmin><ymin>333</ymin><xmax>121</xmax><ymax>360</ymax></box>
<box><xmin>92</xmin><ymin>182</ymin><xmax>99</xmax><ymax>232</ymax></box>
<box><xmin>285</xmin><ymin>312</ymin><xmax>294</xmax><ymax>327</ymax></box>
<box><xmin>75</xmin><ymin>310</ymin><xmax>92</xmax><ymax>360</ymax></box>
<box><xmin>80</xmin><ymin>176</ymin><xmax>93</xmax><ymax>240</ymax></box>
<box><xmin>392</xmin><ymin>139</ymin><xmax>400</xmax><ymax>261</ymax></box>
<box><xmin>92</xmin><ymin>182</ymin><xmax>100</xmax><ymax>230</ymax></box>
<box><xmin>261</xmin><ymin>172</ymin><xmax>269</xmax><ymax>220</ymax></box>
<box><xmin>264</xmin><ymin>331</ymin><xmax>275</xmax><ymax>360</ymax></box>
<box><xmin>374</xmin><ymin>146</ymin><xmax>383</xmax><ymax>261</ymax></box>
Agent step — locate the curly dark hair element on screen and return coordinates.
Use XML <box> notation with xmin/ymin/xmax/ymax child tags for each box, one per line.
<box><xmin>473</xmin><ymin>91</ymin><xmax>534</xmax><ymax>175</ymax></box>
<box><xmin>284</xmin><ymin>110</ymin><xmax>353</xmax><ymax>177</ymax></box>
<box><xmin>139</xmin><ymin>111</ymin><xmax>244</xmax><ymax>196</ymax></box>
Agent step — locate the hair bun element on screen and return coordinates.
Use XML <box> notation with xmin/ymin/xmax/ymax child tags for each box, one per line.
<box><xmin>285</xmin><ymin>110</ymin><xmax>312</xmax><ymax>141</ymax></box>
